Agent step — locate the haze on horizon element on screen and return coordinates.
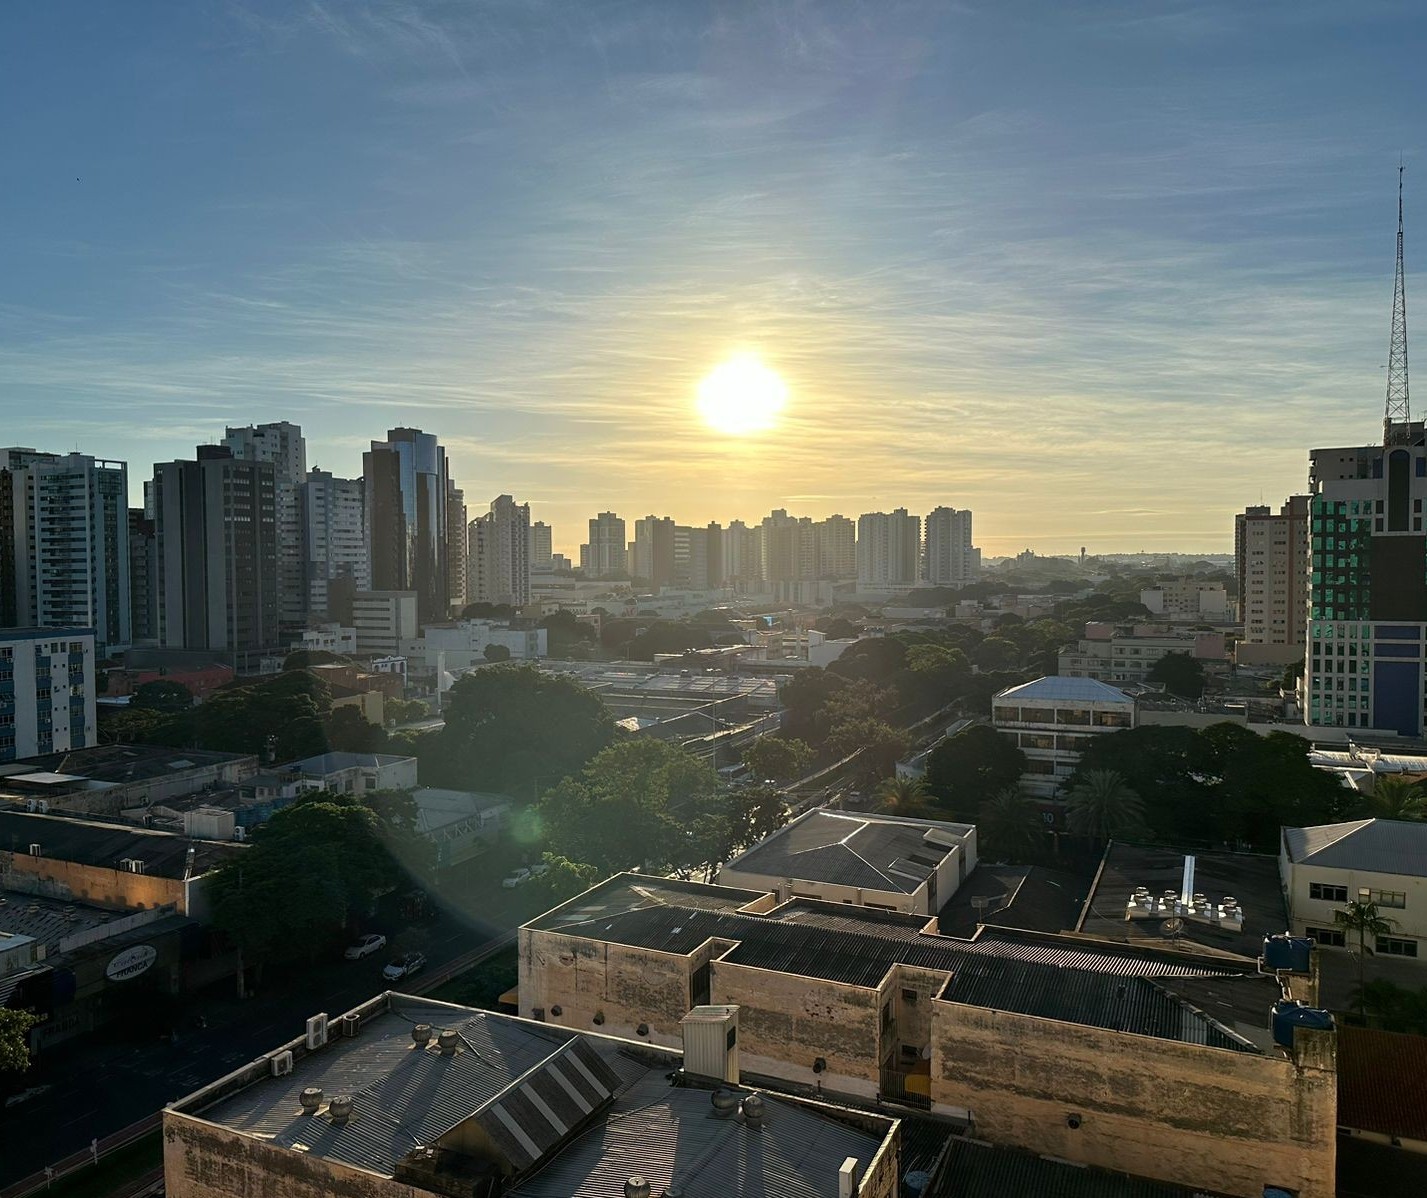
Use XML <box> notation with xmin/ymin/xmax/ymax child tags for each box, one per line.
<box><xmin>2</xmin><ymin>1</ymin><xmax>1424</xmax><ymax>558</ymax></box>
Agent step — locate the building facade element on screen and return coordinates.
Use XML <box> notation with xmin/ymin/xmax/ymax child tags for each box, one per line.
<box><xmin>300</xmin><ymin>470</ymin><xmax>369</xmax><ymax>623</ymax></box>
<box><xmin>351</xmin><ymin>590</ymin><xmax>418</xmax><ymax>657</ymax></box>
<box><xmin>469</xmin><ymin>494</ymin><xmax>531</xmax><ymax>608</ymax></box>
<box><xmin>1235</xmin><ymin>497</ymin><xmax>1310</xmax><ymax>655</ymax></box>
<box><xmin>1057</xmin><ymin>624</ymin><xmax>1225</xmax><ymax>685</ymax></box>
<box><xmin>222</xmin><ymin>423</ymin><xmax>307</xmax><ymax>638</ymax></box>
<box><xmin>445</xmin><ymin>481</ymin><xmax>467</xmax><ymax>614</ymax></box>
<box><xmin>721</xmin><ymin>520</ymin><xmax>763</xmax><ymax>589</ymax></box>
<box><xmin>127</xmin><ymin>509</ymin><xmax>157</xmax><ymax>645</ymax></box>
<box><xmin>528</xmin><ymin>520</ymin><xmax>553</xmax><ymax>573</ymax></box>
<box><xmin>152</xmin><ymin>448</ymin><xmax>279</xmax><ymax>654</ymax></box>
<box><xmin>364</xmin><ymin>428</ymin><xmax>450</xmax><ymax>624</ymax></box>
<box><xmin>631</xmin><ymin>515</ymin><xmax>676</xmax><ymax>590</ymax></box>
<box><xmin>0</xmin><ymin>628</ymin><xmax>97</xmax><ymax>764</ymax></box>
<box><xmin>1306</xmin><ymin>426</ymin><xmax>1427</xmax><ymax>734</ymax></box>
<box><xmin>1139</xmin><ymin>578</ymin><xmax>1229</xmax><ymax>622</ymax></box>
<box><xmin>857</xmin><ymin>509</ymin><xmax>921</xmax><ymax>591</ymax></box>
<box><xmin>581</xmin><ymin>511</ymin><xmax>627</xmax><ymax>578</ymax></box>
<box><xmin>992</xmin><ymin>675</ymin><xmax>1135</xmax><ymax>802</ymax></box>
<box><xmin>815</xmin><ymin>514</ymin><xmax>857</xmax><ymax>580</ymax></box>
<box><xmin>923</xmin><ymin>506</ymin><xmax>979</xmax><ymax>587</ymax></box>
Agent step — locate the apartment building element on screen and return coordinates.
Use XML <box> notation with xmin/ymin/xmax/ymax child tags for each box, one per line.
<box><xmin>0</xmin><ymin>628</ymin><xmax>97</xmax><ymax>764</ymax></box>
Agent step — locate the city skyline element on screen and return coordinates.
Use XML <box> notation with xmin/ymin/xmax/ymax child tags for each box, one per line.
<box><xmin>4</xmin><ymin>3</ymin><xmax>1425</xmax><ymax>555</ymax></box>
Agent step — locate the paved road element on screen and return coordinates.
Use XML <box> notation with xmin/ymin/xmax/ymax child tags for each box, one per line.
<box><xmin>0</xmin><ymin>910</ymin><xmax>498</xmax><ymax>1186</ymax></box>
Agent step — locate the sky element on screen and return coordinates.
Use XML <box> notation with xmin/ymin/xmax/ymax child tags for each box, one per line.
<box><xmin>2</xmin><ymin>2</ymin><xmax>1425</xmax><ymax>558</ymax></box>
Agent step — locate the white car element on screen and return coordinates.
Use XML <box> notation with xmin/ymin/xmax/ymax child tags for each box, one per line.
<box><xmin>501</xmin><ymin>868</ymin><xmax>531</xmax><ymax>889</ymax></box>
<box><xmin>383</xmin><ymin>952</ymin><xmax>427</xmax><ymax>982</ymax></box>
<box><xmin>344</xmin><ymin>933</ymin><xmax>387</xmax><ymax>960</ymax></box>
<box><xmin>529</xmin><ymin>861</ymin><xmax>551</xmax><ymax>878</ymax></box>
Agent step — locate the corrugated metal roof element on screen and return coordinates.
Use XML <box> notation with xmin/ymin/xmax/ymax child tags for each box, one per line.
<box><xmin>1283</xmin><ymin>819</ymin><xmax>1427</xmax><ymax>877</ymax></box>
<box><xmin>1337</xmin><ymin>1025</ymin><xmax>1427</xmax><ymax>1142</ymax></box>
<box><xmin>994</xmin><ymin>676</ymin><xmax>1134</xmax><ymax>705</ymax></box>
<box><xmin>930</xmin><ymin>1137</ymin><xmax>1227</xmax><ymax>1197</ymax></box>
<box><xmin>509</xmin><ymin>1073</ymin><xmax>886</xmax><ymax>1198</ymax></box>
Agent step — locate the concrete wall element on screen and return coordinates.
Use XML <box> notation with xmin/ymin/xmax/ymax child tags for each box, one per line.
<box><xmin>715</xmin><ymin>866</ymin><xmax>927</xmax><ymax>915</ymax></box>
<box><xmin>928</xmin><ymin>1000</ymin><xmax>1336</xmax><ymax>1198</ymax></box>
<box><xmin>1</xmin><ymin>851</ymin><xmax>187</xmax><ymax>912</ymax></box>
<box><xmin>164</xmin><ymin>1111</ymin><xmax>427</xmax><ymax>1198</ymax></box>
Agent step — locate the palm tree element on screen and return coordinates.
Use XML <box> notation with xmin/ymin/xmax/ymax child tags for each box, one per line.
<box><xmin>1064</xmin><ymin>769</ymin><xmax>1146</xmax><ymax>841</ymax></box>
<box><xmin>874</xmin><ymin>774</ymin><xmax>932</xmax><ymax>817</ymax></box>
<box><xmin>1334</xmin><ymin>899</ymin><xmax>1398</xmax><ymax>1017</ymax></box>
<box><xmin>1363</xmin><ymin>775</ymin><xmax>1427</xmax><ymax>821</ymax></box>
<box><xmin>978</xmin><ymin>785</ymin><xmax>1043</xmax><ymax>862</ymax></box>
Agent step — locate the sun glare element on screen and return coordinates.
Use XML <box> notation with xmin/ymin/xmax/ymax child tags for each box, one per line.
<box><xmin>696</xmin><ymin>355</ymin><xmax>787</xmax><ymax>435</ymax></box>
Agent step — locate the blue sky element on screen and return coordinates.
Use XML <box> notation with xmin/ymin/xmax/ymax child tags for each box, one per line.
<box><xmin>2</xmin><ymin>1</ymin><xmax>1424</xmax><ymax>555</ymax></box>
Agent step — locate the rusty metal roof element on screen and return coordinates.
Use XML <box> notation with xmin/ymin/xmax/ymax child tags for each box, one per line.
<box><xmin>1337</xmin><ymin>1024</ymin><xmax>1427</xmax><ymax>1142</ymax></box>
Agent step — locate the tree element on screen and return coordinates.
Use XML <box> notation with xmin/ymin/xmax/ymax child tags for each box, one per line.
<box><xmin>726</xmin><ymin>784</ymin><xmax>788</xmax><ymax>853</ymax></box>
<box><xmin>1353</xmin><ymin>978</ymin><xmax>1427</xmax><ymax>1035</ymax></box>
<box><xmin>207</xmin><ymin>793</ymin><xmax>401</xmax><ymax>969</ymax></box>
<box><xmin>462</xmin><ymin>602</ymin><xmax>515</xmax><ymax>620</ymax></box>
<box><xmin>978</xmin><ymin>785</ymin><xmax>1044</xmax><ymax>861</ymax></box>
<box><xmin>0</xmin><ymin>1009</ymin><xmax>37</xmax><ymax>1073</ymax></box>
<box><xmin>525</xmin><ymin>853</ymin><xmax>602</xmax><ymax>905</ymax></box>
<box><xmin>1335</xmin><ymin>900</ymin><xmax>1399</xmax><ymax>1017</ymax></box>
<box><xmin>1362</xmin><ymin>776</ymin><xmax>1427</xmax><ymax>821</ymax></box>
<box><xmin>539</xmin><ymin>740</ymin><xmax>725</xmax><ymax>875</ymax></box>
<box><xmin>874</xmin><ymin>774</ymin><xmax>933</xmax><ymax>817</ymax></box>
<box><xmin>1146</xmin><ymin>652</ymin><xmax>1205</xmax><ymax>700</ymax></box>
<box><xmin>742</xmin><ymin>735</ymin><xmax>814</xmax><ymax>784</ymax></box>
<box><xmin>132</xmin><ymin>679</ymin><xmax>192</xmax><ymax>710</ymax></box>
<box><xmin>924</xmin><ymin>725</ymin><xmax>1027</xmax><ymax>821</ymax></box>
<box><xmin>427</xmin><ymin>665</ymin><xmax>614</xmax><ymax>796</ymax></box>
<box><xmin>282</xmin><ymin>649</ymin><xmax>352</xmax><ymax>671</ymax></box>
<box><xmin>1065</xmin><ymin>770</ymin><xmax>1146</xmax><ymax>841</ymax></box>
<box><xmin>828</xmin><ymin>637</ymin><xmax>907</xmax><ymax>685</ymax></box>
<box><xmin>972</xmin><ymin>637</ymin><xmax>1020</xmax><ymax>672</ymax></box>
<box><xmin>483</xmin><ymin>643</ymin><xmax>512</xmax><ymax>663</ymax></box>
<box><xmin>324</xmin><ymin>705</ymin><xmax>387</xmax><ymax>753</ymax></box>
<box><xmin>828</xmin><ymin>718</ymin><xmax>908</xmax><ymax>783</ymax></box>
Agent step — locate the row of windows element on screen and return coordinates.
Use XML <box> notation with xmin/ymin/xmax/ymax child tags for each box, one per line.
<box><xmin>1310</xmin><ymin>883</ymin><xmax>1409</xmax><ymax>911</ymax></box>
<box><xmin>1313</xmin><ymin>930</ymin><xmax>1424</xmax><ymax>958</ymax></box>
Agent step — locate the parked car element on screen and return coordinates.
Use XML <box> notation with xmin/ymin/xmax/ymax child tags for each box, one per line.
<box><xmin>4</xmin><ymin>1085</ymin><xmax>52</xmax><ymax>1109</ymax></box>
<box><xmin>501</xmin><ymin>868</ymin><xmax>531</xmax><ymax>889</ymax></box>
<box><xmin>383</xmin><ymin>952</ymin><xmax>427</xmax><ymax>982</ymax></box>
<box><xmin>529</xmin><ymin>861</ymin><xmax>551</xmax><ymax>878</ymax></box>
<box><xmin>344</xmin><ymin>933</ymin><xmax>387</xmax><ymax>960</ymax></box>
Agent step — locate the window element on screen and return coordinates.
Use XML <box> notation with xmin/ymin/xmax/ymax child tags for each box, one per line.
<box><xmin>901</xmin><ymin>988</ymin><xmax>918</xmax><ymax>1004</ymax></box>
<box><xmin>1377</xmin><ymin>937</ymin><xmax>1418</xmax><ymax>958</ymax></box>
<box><xmin>900</xmin><ymin>1045</ymin><xmax>920</xmax><ymax>1063</ymax></box>
<box><xmin>1309</xmin><ymin>883</ymin><xmax>1348</xmax><ymax>903</ymax></box>
<box><xmin>1305</xmin><ymin>926</ymin><xmax>1346</xmax><ymax>948</ymax></box>
<box><xmin>1367</xmin><ymin>890</ymin><xmax>1407</xmax><ymax>909</ymax></box>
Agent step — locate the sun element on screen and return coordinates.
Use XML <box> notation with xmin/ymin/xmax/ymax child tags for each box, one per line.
<box><xmin>696</xmin><ymin>355</ymin><xmax>787</xmax><ymax>435</ymax></box>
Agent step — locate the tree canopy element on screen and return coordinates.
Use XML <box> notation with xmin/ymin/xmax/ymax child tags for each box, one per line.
<box><xmin>425</xmin><ymin>665</ymin><xmax>614</xmax><ymax>797</ymax></box>
<box><xmin>0</xmin><ymin>1009</ymin><xmax>37</xmax><ymax>1073</ymax></box>
<box><xmin>1147</xmin><ymin>652</ymin><xmax>1206</xmax><ymax>700</ymax></box>
<box><xmin>1065</xmin><ymin>770</ymin><xmax>1147</xmax><ymax>841</ymax></box>
<box><xmin>132</xmin><ymin>679</ymin><xmax>193</xmax><ymax>710</ymax></box>
<box><xmin>924</xmin><ymin>725</ymin><xmax>1028</xmax><ymax>821</ymax></box>
<box><xmin>741</xmin><ymin>735</ymin><xmax>814</xmax><ymax>783</ymax></box>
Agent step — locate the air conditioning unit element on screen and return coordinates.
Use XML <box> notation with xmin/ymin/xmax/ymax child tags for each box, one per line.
<box><xmin>119</xmin><ymin>858</ymin><xmax>147</xmax><ymax>874</ymax></box>
<box><xmin>270</xmin><ymin>1051</ymin><xmax>294</xmax><ymax>1077</ymax></box>
<box><xmin>232</xmin><ymin>826</ymin><xmax>247</xmax><ymax>842</ymax></box>
<box><xmin>341</xmin><ymin>1013</ymin><xmax>361</xmax><ymax>1038</ymax></box>
<box><xmin>28</xmin><ymin>844</ymin><xmax>41</xmax><ymax>857</ymax></box>
<box><xmin>306</xmin><ymin>1013</ymin><xmax>329</xmax><ymax>1050</ymax></box>
<box><xmin>35</xmin><ymin>799</ymin><xmax>48</xmax><ymax>814</ymax></box>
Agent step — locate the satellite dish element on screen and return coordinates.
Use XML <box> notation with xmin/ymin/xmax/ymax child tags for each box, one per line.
<box><xmin>1163</xmin><ymin>918</ymin><xmax>1185</xmax><ymax>937</ymax></box>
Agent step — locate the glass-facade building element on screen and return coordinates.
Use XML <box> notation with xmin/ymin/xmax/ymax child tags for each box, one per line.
<box><xmin>364</xmin><ymin>428</ymin><xmax>450</xmax><ymax>624</ymax></box>
<box><xmin>1307</xmin><ymin>424</ymin><xmax>1427</xmax><ymax>734</ymax></box>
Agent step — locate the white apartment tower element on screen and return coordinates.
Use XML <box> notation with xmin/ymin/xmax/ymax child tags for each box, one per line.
<box><xmin>581</xmin><ymin>512</ymin><xmax>627</xmax><ymax>578</ymax></box>
<box><xmin>529</xmin><ymin>521</ymin><xmax>554</xmax><ymax>572</ymax></box>
<box><xmin>1235</xmin><ymin>497</ymin><xmax>1310</xmax><ymax>647</ymax></box>
<box><xmin>301</xmin><ymin>470</ymin><xmax>370</xmax><ymax>621</ymax></box>
<box><xmin>814</xmin><ymin>515</ymin><xmax>857</xmax><ymax>580</ymax></box>
<box><xmin>469</xmin><ymin>494</ymin><xmax>531</xmax><ymax>607</ymax></box>
<box><xmin>924</xmin><ymin>506</ymin><xmax>980</xmax><ymax>586</ymax></box>
<box><xmin>856</xmin><ymin>508</ymin><xmax>922</xmax><ymax>590</ymax></box>
<box><xmin>223</xmin><ymin>422</ymin><xmax>308</xmax><ymax>636</ymax></box>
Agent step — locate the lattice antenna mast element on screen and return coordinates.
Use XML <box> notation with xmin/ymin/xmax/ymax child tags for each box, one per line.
<box><xmin>1385</xmin><ymin>165</ymin><xmax>1411</xmax><ymax>445</ymax></box>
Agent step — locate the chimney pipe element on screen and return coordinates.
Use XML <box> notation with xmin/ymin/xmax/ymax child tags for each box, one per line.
<box><xmin>838</xmin><ymin>1157</ymin><xmax>861</xmax><ymax>1198</ymax></box>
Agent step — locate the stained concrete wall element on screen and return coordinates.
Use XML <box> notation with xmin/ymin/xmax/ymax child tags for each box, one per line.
<box><xmin>928</xmin><ymin>1000</ymin><xmax>1336</xmax><ymax>1198</ymax></box>
<box><xmin>163</xmin><ymin>1111</ymin><xmax>427</xmax><ymax>1198</ymax></box>
<box><xmin>2</xmin><ymin>852</ymin><xmax>187</xmax><ymax>912</ymax></box>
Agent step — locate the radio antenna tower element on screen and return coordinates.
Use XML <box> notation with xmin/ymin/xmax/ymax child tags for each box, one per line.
<box><xmin>1385</xmin><ymin>164</ymin><xmax>1411</xmax><ymax>445</ymax></box>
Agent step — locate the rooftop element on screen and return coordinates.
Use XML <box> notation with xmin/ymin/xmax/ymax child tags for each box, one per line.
<box><xmin>722</xmin><ymin>809</ymin><xmax>974</xmax><ymax>895</ymax></box>
<box><xmin>178</xmin><ymin>994</ymin><xmax>893</xmax><ymax>1198</ymax></box>
<box><xmin>0</xmin><ymin>810</ymin><xmax>241</xmax><ymax>879</ymax></box>
<box><xmin>284</xmin><ymin>751</ymin><xmax>416</xmax><ymax>775</ymax></box>
<box><xmin>0</xmin><ymin>743</ymin><xmax>253</xmax><ymax>796</ymax></box>
<box><xmin>530</xmin><ymin>875</ymin><xmax>1273</xmax><ymax>1052</ymax></box>
<box><xmin>994</xmin><ymin>675</ymin><xmax>1134</xmax><ymax>705</ymax></box>
<box><xmin>929</xmin><ymin>1137</ymin><xmax>1228</xmax><ymax>1198</ymax></box>
<box><xmin>1337</xmin><ymin>1025</ymin><xmax>1427</xmax><ymax>1144</ymax></box>
<box><xmin>1283</xmin><ymin>819</ymin><xmax>1427</xmax><ymax>878</ymax></box>
<box><xmin>936</xmin><ymin>863</ymin><xmax>1090</xmax><ymax>939</ymax></box>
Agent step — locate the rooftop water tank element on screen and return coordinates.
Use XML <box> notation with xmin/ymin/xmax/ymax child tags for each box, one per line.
<box><xmin>1271</xmin><ymin>1000</ymin><xmax>1334</xmax><ymax>1049</ymax></box>
<box><xmin>1262</xmin><ymin>934</ymin><xmax>1313</xmax><ymax>974</ymax></box>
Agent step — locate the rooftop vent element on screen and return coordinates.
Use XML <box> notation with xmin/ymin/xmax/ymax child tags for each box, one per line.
<box><xmin>710</xmin><ymin>1088</ymin><xmax>738</xmax><ymax>1119</ymax></box>
<box><xmin>298</xmin><ymin>1087</ymin><xmax>323</xmax><ymax>1115</ymax></box>
<box><xmin>437</xmin><ymin>1028</ymin><xmax>460</xmax><ymax>1056</ymax></box>
<box><xmin>740</xmin><ymin>1093</ymin><xmax>764</xmax><ymax>1128</ymax></box>
<box><xmin>412</xmin><ymin>1023</ymin><xmax>432</xmax><ymax>1046</ymax></box>
<box><xmin>624</xmin><ymin>1179</ymin><xmax>651</xmax><ymax>1198</ymax></box>
<box><xmin>328</xmin><ymin>1095</ymin><xmax>353</xmax><ymax>1125</ymax></box>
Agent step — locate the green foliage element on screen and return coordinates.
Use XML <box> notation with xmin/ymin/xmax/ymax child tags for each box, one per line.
<box><xmin>540</xmin><ymin>609</ymin><xmax>596</xmax><ymax>656</ymax></box>
<box><xmin>462</xmin><ymin>602</ymin><xmax>516</xmax><ymax>620</ymax></box>
<box><xmin>1065</xmin><ymin>770</ymin><xmax>1147</xmax><ymax>841</ymax></box>
<box><xmin>972</xmin><ymin>637</ymin><xmax>1020</xmax><ymax>672</ymax></box>
<box><xmin>830</xmin><ymin>718</ymin><xmax>909</xmax><ymax>782</ymax></box>
<box><xmin>207</xmin><ymin>792</ymin><xmax>401</xmax><ymax>965</ymax></box>
<box><xmin>524</xmin><ymin>853</ymin><xmax>603</xmax><ymax>905</ymax></box>
<box><xmin>282</xmin><ymin>649</ymin><xmax>352</xmax><ymax>671</ymax></box>
<box><xmin>1336</xmin><ymin>899</ymin><xmax>1399</xmax><ymax>1015</ymax></box>
<box><xmin>924</xmin><ymin>725</ymin><xmax>1028</xmax><ymax>821</ymax></box>
<box><xmin>978</xmin><ymin>785</ymin><xmax>1045</xmax><ymax>862</ymax></box>
<box><xmin>0</xmin><ymin>1008</ymin><xmax>38</xmax><ymax>1072</ymax></box>
<box><xmin>741</xmin><ymin>735</ymin><xmax>814</xmax><ymax>783</ymax></box>
<box><xmin>873</xmin><ymin>774</ymin><xmax>933</xmax><ymax>817</ymax></box>
<box><xmin>538</xmin><ymin>740</ymin><xmax>724</xmax><ymax>875</ymax></box>
<box><xmin>725</xmin><ymin>783</ymin><xmax>789</xmax><ymax>854</ymax></box>
<box><xmin>132</xmin><ymin>679</ymin><xmax>192</xmax><ymax>710</ymax></box>
<box><xmin>1146</xmin><ymin>652</ymin><xmax>1206</xmax><ymax>700</ymax></box>
<box><xmin>325</xmin><ymin>705</ymin><xmax>388</xmax><ymax>753</ymax></box>
<box><xmin>426</xmin><ymin>665</ymin><xmax>614</xmax><ymax>796</ymax></box>
<box><xmin>816</xmin><ymin>617</ymin><xmax>860</xmax><ymax>640</ymax></box>
<box><xmin>625</xmin><ymin>622</ymin><xmax>715</xmax><ymax>660</ymax></box>
<box><xmin>385</xmin><ymin>697</ymin><xmax>429</xmax><ymax>725</ymax></box>
<box><xmin>1353</xmin><ymin>978</ymin><xmax>1427</xmax><ymax>1035</ymax></box>
<box><xmin>483</xmin><ymin>643</ymin><xmax>512</xmax><ymax>662</ymax></box>
<box><xmin>828</xmin><ymin>637</ymin><xmax>908</xmax><ymax>684</ymax></box>
<box><xmin>1069</xmin><ymin>724</ymin><xmax>1346</xmax><ymax>851</ymax></box>
<box><xmin>1360</xmin><ymin>776</ymin><xmax>1427</xmax><ymax>821</ymax></box>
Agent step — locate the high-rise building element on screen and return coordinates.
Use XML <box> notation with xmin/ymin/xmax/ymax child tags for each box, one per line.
<box><xmin>152</xmin><ymin>446</ymin><xmax>279</xmax><ymax>654</ymax></box>
<box><xmin>721</xmin><ymin>520</ymin><xmax>763</xmax><ymax>590</ymax></box>
<box><xmin>1306</xmin><ymin>426</ymin><xmax>1427</xmax><ymax>734</ymax></box>
<box><xmin>857</xmin><ymin>509</ymin><xmax>921</xmax><ymax>590</ymax></box>
<box><xmin>814</xmin><ymin>514</ymin><xmax>856</xmax><ymax>580</ymax></box>
<box><xmin>469</xmin><ymin>494</ymin><xmax>531</xmax><ymax>607</ymax></box>
<box><xmin>446</xmin><ymin>481</ymin><xmax>468</xmax><ymax>614</ymax></box>
<box><xmin>672</xmin><ymin>523</ymin><xmax>721</xmax><ymax>590</ymax></box>
<box><xmin>924</xmin><ymin>506</ymin><xmax>980</xmax><ymax>586</ymax></box>
<box><xmin>364</xmin><ymin>428</ymin><xmax>450</xmax><ymax>624</ymax></box>
<box><xmin>223</xmin><ymin>423</ymin><xmax>307</xmax><ymax>637</ymax></box>
<box><xmin>581</xmin><ymin>512</ymin><xmax>627</xmax><ymax>578</ymax></box>
<box><xmin>758</xmin><ymin>510</ymin><xmax>818</xmax><ymax>601</ymax></box>
<box><xmin>529</xmin><ymin>521</ymin><xmax>554</xmax><ymax>573</ymax></box>
<box><xmin>0</xmin><ymin>628</ymin><xmax>97</xmax><ymax>764</ymax></box>
<box><xmin>0</xmin><ymin>452</ymin><xmax>131</xmax><ymax>654</ymax></box>
<box><xmin>127</xmin><ymin>509</ymin><xmax>157</xmax><ymax>645</ymax></box>
<box><xmin>631</xmin><ymin>515</ymin><xmax>676</xmax><ymax>590</ymax></box>
<box><xmin>1235</xmin><ymin>497</ymin><xmax>1309</xmax><ymax>648</ymax></box>
<box><xmin>301</xmin><ymin>470</ymin><xmax>369</xmax><ymax>623</ymax></box>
